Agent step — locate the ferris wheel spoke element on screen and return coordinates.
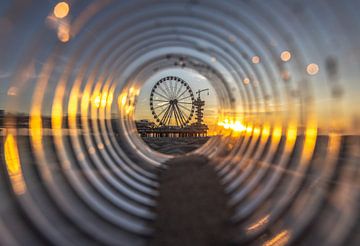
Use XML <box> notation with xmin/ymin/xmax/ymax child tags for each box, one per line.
<box><xmin>176</xmin><ymin>105</ymin><xmax>186</xmax><ymax>126</ymax></box>
<box><xmin>177</xmin><ymin>88</ymin><xmax>188</xmax><ymax>99</ymax></box>
<box><xmin>158</xmin><ymin>85</ymin><xmax>171</xmax><ymax>99</ymax></box>
<box><xmin>175</xmin><ymin>105</ymin><xmax>187</xmax><ymax>125</ymax></box>
<box><xmin>178</xmin><ymin>95</ymin><xmax>193</xmax><ymax>101</ymax></box>
<box><xmin>177</xmin><ymin>101</ymin><xmax>193</xmax><ymax>105</ymax></box>
<box><xmin>169</xmin><ymin>80</ymin><xmax>175</xmax><ymax>98</ymax></box>
<box><xmin>174</xmin><ymin>106</ymin><xmax>182</xmax><ymax>126</ymax></box>
<box><xmin>178</xmin><ymin>103</ymin><xmax>192</xmax><ymax>112</ymax></box>
<box><xmin>153</xmin><ymin>99</ymin><xmax>169</xmax><ymax>103</ymax></box>
<box><xmin>153</xmin><ymin>91</ymin><xmax>170</xmax><ymax>101</ymax></box>
<box><xmin>177</xmin><ymin>105</ymin><xmax>191</xmax><ymax>122</ymax></box>
<box><xmin>164</xmin><ymin>105</ymin><xmax>173</xmax><ymax>125</ymax></box>
<box><xmin>163</xmin><ymin>81</ymin><xmax>173</xmax><ymax>99</ymax></box>
<box><xmin>175</xmin><ymin>83</ymin><xmax>184</xmax><ymax>97</ymax></box>
<box><xmin>153</xmin><ymin>103</ymin><xmax>170</xmax><ymax>110</ymax></box>
<box><xmin>158</xmin><ymin>104</ymin><xmax>171</xmax><ymax>119</ymax></box>
<box><xmin>174</xmin><ymin>82</ymin><xmax>178</xmax><ymax>98</ymax></box>
<box><xmin>160</xmin><ymin>105</ymin><xmax>171</xmax><ymax>124</ymax></box>
<box><xmin>166</xmin><ymin>106</ymin><xmax>174</xmax><ymax>125</ymax></box>
<box><xmin>179</xmin><ymin>105</ymin><xmax>190</xmax><ymax>122</ymax></box>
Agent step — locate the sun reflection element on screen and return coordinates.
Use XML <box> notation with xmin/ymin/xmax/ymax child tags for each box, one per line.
<box><xmin>52</xmin><ymin>102</ymin><xmax>63</xmax><ymax>131</ymax></box>
<box><xmin>100</xmin><ymin>92</ymin><xmax>108</xmax><ymax>108</ymax></box>
<box><xmin>286</xmin><ymin>124</ymin><xmax>297</xmax><ymax>143</ymax></box>
<box><xmin>120</xmin><ymin>93</ymin><xmax>127</xmax><ymax>107</ymax></box>
<box><xmin>4</xmin><ymin>133</ymin><xmax>26</xmax><ymax>195</ymax></box>
<box><xmin>54</xmin><ymin>2</ymin><xmax>70</xmax><ymax>19</ymax></box>
<box><xmin>253</xmin><ymin>127</ymin><xmax>260</xmax><ymax>136</ymax></box>
<box><xmin>262</xmin><ymin>124</ymin><xmax>270</xmax><ymax>138</ymax></box>
<box><xmin>246</xmin><ymin>125</ymin><xmax>253</xmax><ymax>134</ymax></box>
<box><xmin>273</xmin><ymin>126</ymin><xmax>282</xmax><ymax>139</ymax></box>
<box><xmin>263</xmin><ymin>230</ymin><xmax>291</xmax><ymax>246</ymax></box>
<box><xmin>303</xmin><ymin>121</ymin><xmax>318</xmax><ymax>160</ymax></box>
<box><xmin>247</xmin><ymin>215</ymin><xmax>269</xmax><ymax>232</ymax></box>
<box><xmin>118</xmin><ymin>86</ymin><xmax>140</xmax><ymax>116</ymax></box>
<box><xmin>93</xmin><ymin>94</ymin><xmax>101</xmax><ymax>108</ymax></box>
<box><xmin>218</xmin><ymin>119</ymin><xmax>247</xmax><ymax>132</ymax></box>
<box><xmin>30</xmin><ymin>114</ymin><xmax>43</xmax><ymax>149</ymax></box>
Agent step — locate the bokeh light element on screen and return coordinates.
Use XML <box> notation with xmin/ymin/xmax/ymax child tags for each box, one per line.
<box><xmin>280</xmin><ymin>50</ymin><xmax>292</xmax><ymax>62</ymax></box>
<box><xmin>251</xmin><ymin>55</ymin><xmax>260</xmax><ymax>64</ymax></box>
<box><xmin>306</xmin><ymin>63</ymin><xmax>320</xmax><ymax>75</ymax></box>
<box><xmin>53</xmin><ymin>2</ymin><xmax>70</xmax><ymax>19</ymax></box>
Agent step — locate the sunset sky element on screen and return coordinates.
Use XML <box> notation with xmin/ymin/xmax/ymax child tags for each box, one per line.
<box><xmin>0</xmin><ymin>0</ymin><xmax>359</xmax><ymax>134</ymax></box>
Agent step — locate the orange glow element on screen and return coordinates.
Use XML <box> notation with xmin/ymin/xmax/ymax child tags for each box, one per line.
<box><xmin>303</xmin><ymin>122</ymin><xmax>318</xmax><ymax>160</ymax></box>
<box><xmin>120</xmin><ymin>94</ymin><xmax>127</xmax><ymax>107</ymax></box>
<box><xmin>252</xmin><ymin>56</ymin><xmax>260</xmax><ymax>64</ymax></box>
<box><xmin>262</xmin><ymin>124</ymin><xmax>270</xmax><ymax>138</ymax></box>
<box><xmin>218</xmin><ymin>119</ymin><xmax>247</xmax><ymax>133</ymax></box>
<box><xmin>280</xmin><ymin>51</ymin><xmax>291</xmax><ymax>62</ymax></box>
<box><xmin>306</xmin><ymin>63</ymin><xmax>319</xmax><ymax>75</ymax></box>
<box><xmin>107</xmin><ymin>89</ymin><xmax>114</xmax><ymax>107</ymax></box>
<box><xmin>93</xmin><ymin>94</ymin><xmax>101</xmax><ymax>108</ymax></box>
<box><xmin>30</xmin><ymin>114</ymin><xmax>43</xmax><ymax>148</ymax></box>
<box><xmin>243</xmin><ymin>78</ymin><xmax>250</xmax><ymax>85</ymax></box>
<box><xmin>286</xmin><ymin>125</ymin><xmax>297</xmax><ymax>143</ymax></box>
<box><xmin>247</xmin><ymin>215</ymin><xmax>269</xmax><ymax>232</ymax></box>
<box><xmin>57</xmin><ymin>24</ymin><xmax>70</xmax><ymax>43</ymax></box>
<box><xmin>4</xmin><ymin>134</ymin><xmax>26</xmax><ymax>195</ymax></box>
<box><xmin>253</xmin><ymin>127</ymin><xmax>260</xmax><ymax>136</ymax></box>
<box><xmin>54</xmin><ymin>2</ymin><xmax>70</xmax><ymax>19</ymax></box>
<box><xmin>101</xmin><ymin>92</ymin><xmax>108</xmax><ymax>108</ymax></box>
<box><xmin>273</xmin><ymin>126</ymin><xmax>282</xmax><ymax>139</ymax></box>
<box><xmin>52</xmin><ymin>102</ymin><xmax>63</xmax><ymax>130</ymax></box>
<box><xmin>263</xmin><ymin>230</ymin><xmax>290</xmax><ymax>246</ymax></box>
<box><xmin>246</xmin><ymin>125</ymin><xmax>253</xmax><ymax>134</ymax></box>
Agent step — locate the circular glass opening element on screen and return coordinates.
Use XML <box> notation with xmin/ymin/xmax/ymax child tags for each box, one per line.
<box><xmin>134</xmin><ymin>68</ymin><xmax>219</xmax><ymax>155</ymax></box>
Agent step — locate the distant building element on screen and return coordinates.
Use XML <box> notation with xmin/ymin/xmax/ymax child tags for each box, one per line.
<box><xmin>135</xmin><ymin>120</ymin><xmax>156</xmax><ymax>137</ymax></box>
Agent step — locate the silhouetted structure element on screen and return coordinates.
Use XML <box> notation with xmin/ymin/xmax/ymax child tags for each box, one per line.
<box><xmin>137</xmin><ymin>83</ymin><xmax>209</xmax><ymax>138</ymax></box>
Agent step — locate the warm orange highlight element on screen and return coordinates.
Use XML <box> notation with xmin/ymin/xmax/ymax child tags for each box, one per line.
<box><xmin>4</xmin><ymin>134</ymin><xmax>26</xmax><ymax>195</ymax></box>
<box><xmin>263</xmin><ymin>230</ymin><xmax>290</xmax><ymax>246</ymax></box>
<box><xmin>54</xmin><ymin>2</ymin><xmax>70</xmax><ymax>19</ymax></box>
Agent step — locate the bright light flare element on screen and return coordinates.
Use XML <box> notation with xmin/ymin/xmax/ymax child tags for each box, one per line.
<box><xmin>263</xmin><ymin>230</ymin><xmax>290</xmax><ymax>246</ymax></box>
<box><xmin>217</xmin><ymin>119</ymin><xmax>246</xmax><ymax>132</ymax></box>
<box><xmin>4</xmin><ymin>134</ymin><xmax>26</xmax><ymax>195</ymax></box>
<box><xmin>93</xmin><ymin>95</ymin><xmax>101</xmax><ymax>108</ymax></box>
<box><xmin>54</xmin><ymin>2</ymin><xmax>70</xmax><ymax>19</ymax></box>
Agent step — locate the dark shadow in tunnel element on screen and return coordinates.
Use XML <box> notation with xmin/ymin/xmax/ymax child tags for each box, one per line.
<box><xmin>149</xmin><ymin>155</ymin><xmax>235</xmax><ymax>245</ymax></box>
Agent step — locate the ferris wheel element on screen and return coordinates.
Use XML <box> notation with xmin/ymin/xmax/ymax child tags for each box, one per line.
<box><xmin>150</xmin><ymin>76</ymin><xmax>195</xmax><ymax>127</ymax></box>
